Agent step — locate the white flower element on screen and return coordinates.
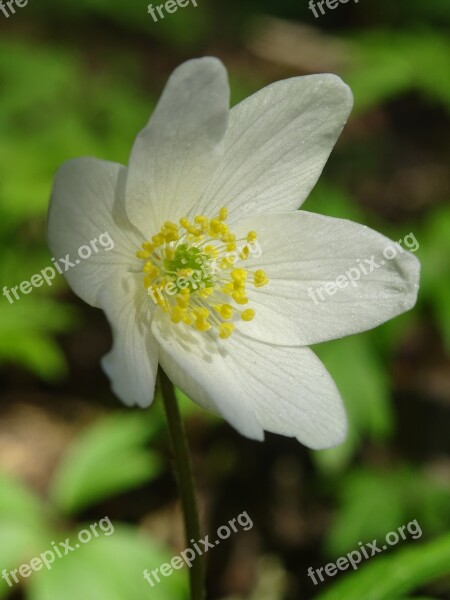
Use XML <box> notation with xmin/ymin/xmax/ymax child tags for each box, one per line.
<box><xmin>47</xmin><ymin>58</ymin><xmax>420</xmax><ymax>449</ymax></box>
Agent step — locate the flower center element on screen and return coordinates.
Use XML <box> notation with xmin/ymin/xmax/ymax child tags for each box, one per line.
<box><xmin>136</xmin><ymin>207</ymin><xmax>269</xmax><ymax>339</ymax></box>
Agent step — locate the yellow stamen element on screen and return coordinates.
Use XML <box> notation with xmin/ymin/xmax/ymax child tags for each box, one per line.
<box><xmin>219</xmin><ymin>323</ymin><xmax>235</xmax><ymax>339</ymax></box>
<box><xmin>254</xmin><ymin>269</ymin><xmax>269</xmax><ymax>287</ymax></box>
<box><xmin>241</xmin><ymin>309</ymin><xmax>255</xmax><ymax>321</ymax></box>
<box><xmin>135</xmin><ymin>206</ymin><xmax>266</xmax><ymax>341</ymax></box>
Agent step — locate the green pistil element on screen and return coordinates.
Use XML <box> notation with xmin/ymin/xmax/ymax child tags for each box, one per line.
<box><xmin>163</xmin><ymin>244</ymin><xmax>214</xmax><ymax>294</ymax></box>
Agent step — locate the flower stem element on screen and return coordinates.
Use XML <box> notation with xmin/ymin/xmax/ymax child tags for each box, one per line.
<box><xmin>159</xmin><ymin>367</ymin><xmax>206</xmax><ymax>600</ymax></box>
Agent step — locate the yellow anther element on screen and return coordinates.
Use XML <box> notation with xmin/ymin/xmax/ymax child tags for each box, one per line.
<box><xmin>192</xmin><ymin>307</ymin><xmax>211</xmax><ymax>331</ymax></box>
<box><xmin>232</xmin><ymin>291</ymin><xmax>249</xmax><ymax>305</ymax></box>
<box><xmin>183</xmin><ymin>313</ymin><xmax>193</xmax><ymax>325</ymax></box>
<box><xmin>209</xmin><ymin>219</ymin><xmax>227</xmax><ymax>237</ymax></box>
<box><xmin>199</xmin><ymin>288</ymin><xmax>214</xmax><ymax>298</ymax></box>
<box><xmin>222</xmin><ymin>283</ymin><xmax>234</xmax><ymax>296</ymax></box>
<box><xmin>179</xmin><ymin>217</ymin><xmax>191</xmax><ymax>229</ymax></box>
<box><xmin>164</xmin><ymin>221</ymin><xmax>179</xmax><ymax>231</ymax></box>
<box><xmin>254</xmin><ymin>269</ymin><xmax>269</xmax><ymax>287</ymax></box>
<box><xmin>247</xmin><ymin>231</ymin><xmax>257</xmax><ymax>242</ymax></box>
<box><xmin>239</xmin><ymin>246</ymin><xmax>250</xmax><ymax>260</ymax></box>
<box><xmin>218</xmin><ymin>304</ymin><xmax>233</xmax><ymax>319</ymax></box>
<box><xmin>193</xmin><ymin>307</ymin><xmax>210</xmax><ymax>319</ymax></box>
<box><xmin>186</xmin><ymin>224</ymin><xmax>201</xmax><ymax>236</ymax></box>
<box><xmin>142</xmin><ymin>242</ymin><xmax>155</xmax><ymax>252</ymax></box>
<box><xmin>143</xmin><ymin>262</ymin><xmax>159</xmax><ymax>276</ymax></box>
<box><xmin>204</xmin><ymin>245</ymin><xmax>218</xmax><ymax>257</ymax></box>
<box><xmin>219</xmin><ymin>207</ymin><xmax>228</xmax><ymax>221</ymax></box>
<box><xmin>194</xmin><ymin>318</ymin><xmax>211</xmax><ymax>332</ymax></box>
<box><xmin>175</xmin><ymin>293</ymin><xmax>190</xmax><ymax>308</ymax></box>
<box><xmin>219</xmin><ymin>323</ymin><xmax>235</xmax><ymax>339</ymax></box>
<box><xmin>241</xmin><ymin>309</ymin><xmax>255</xmax><ymax>321</ymax></box>
<box><xmin>170</xmin><ymin>306</ymin><xmax>186</xmax><ymax>324</ymax></box>
<box><xmin>195</xmin><ymin>216</ymin><xmax>210</xmax><ymax>232</ymax></box>
<box><xmin>231</xmin><ymin>268</ymin><xmax>247</xmax><ymax>283</ymax></box>
<box><xmin>152</xmin><ymin>233</ymin><xmax>165</xmax><ymax>247</ymax></box>
<box><xmin>226</xmin><ymin>242</ymin><xmax>237</xmax><ymax>252</ymax></box>
<box><xmin>165</xmin><ymin>230</ymin><xmax>180</xmax><ymax>242</ymax></box>
<box><xmin>136</xmin><ymin>250</ymin><xmax>151</xmax><ymax>259</ymax></box>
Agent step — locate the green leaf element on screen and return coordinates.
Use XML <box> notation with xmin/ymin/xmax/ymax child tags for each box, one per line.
<box><xmin>346</xmin><ymin>33</ymin><xmax>415</xmax><ymax>114</ymax></box>
<box><xmin>0</xmin><ymin>333</ymin><xmax>67</xmax><ymax>381</ymax></box>
<box><xmin>313</xmin><ymin>334</ymin><xmax>392</xmax><ymax>472</ymax></box>
<box><xmin>0</xmin><ymin>521</ymin><xmax>51</xmax><ymax>599</ymax></box>
<box><xmin>0</xmin><ymin>473</ymin><xmax>53</xmax><ymax>598</ymax></box>
<box><xmin>324</xmin><ymin>467</ymin><xmax>450</xmax><ymax>558</ymax></box>
<box><xmin>304</xmin><ymin>184</ymin><xmax>366</xmax><ymax>224</ymax></box>
<box><xmin>49</xmin><ymin>413</ymin><xmax>163</xmax><ymax>514</ymax></box>
<box><xmin>324</xmin><ymin>469</ymin><xmax>412</xmax><ymax>557</ymax></box>
<box><xmin>346</xmin><ymin>31</ymin><xmax>450</xmax><ymax>114</ymax></box>
<box><xmin>0</xmin><ymin>297</ymin><xmax>75</xmax><ymax>380</ymax></box>
<box><xmin>26</xmin><ymin>525</ymin><xmax>188</xmax><ymax>600</ymax></box>
<box><xmin>0</xmin><ymin>471</ymin><xmax>50</xmax><ymax>526</ymax></box>
<box><xmin>314</xmin><ymin>533</ymin><xmax>450</xmax><ymax>600</ymax></box>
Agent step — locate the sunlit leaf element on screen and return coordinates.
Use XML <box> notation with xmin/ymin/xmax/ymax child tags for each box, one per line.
<box><xmin>325</xmin><ymin>467</ymin><xmax>450</xmax><ymax>557</ymax></box>
<box><xmin>0</xmin><ymin>473</ymin><xmax>53</xmax><ymax>598</ymax></box>
<box><xmin>26</xmin><ymin>525</ymin><xmax>188</xmax><ymax>600</ymax></box>
<box><xmin>314</xmin><ymin>533</ymin><xmax>450</xmax><ymax>600</ymax></box>
<box><xmin>313</xmin><ymin>334</ymin><xmax>392</xmax><ymax>472</ymax></box>
<box><xmin>49</xmin><ymin>413</ymin><xmax>163</xmax><ymax>514</ymax></box>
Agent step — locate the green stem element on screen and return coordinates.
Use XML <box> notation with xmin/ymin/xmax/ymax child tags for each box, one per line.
<box><xmin>159</xmin><ymin>367</ymin><xmax>206</xmax><ymax>600</ymax></box>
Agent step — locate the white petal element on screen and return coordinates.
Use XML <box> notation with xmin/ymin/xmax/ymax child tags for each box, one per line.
<box><xmin>100</xmin><ymin>275</ymin><xmax>158</xmax><ymax>408</ymax></box>
<box><xmin>152</xmin><ymin>313</ymin><xmax>347</xmax><ymax>449</ymax></box>
<box><xmin>47</xmin><ymin>157</ymin><xmax>142</xmax><ymax>308</ymax></box>
<box><xmin>190</xmin><ymin>74</ymin><xmax>353</xmax><ymax>221</ymax></box>
<box><xmin>125</xmin><ymin>58</ymin><xmax>230</xmax><ymax>230</ymax></box>
<box><xmin>233</xmin><ymin>211</ymin><xmax>420</xmax><ymax>345</ymax></box>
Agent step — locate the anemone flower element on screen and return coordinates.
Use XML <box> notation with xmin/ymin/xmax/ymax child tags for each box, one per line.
<box><xmin>47</xmin><ymin>57</ymin><xmax>420</xmax><ymax>451</ymax></box>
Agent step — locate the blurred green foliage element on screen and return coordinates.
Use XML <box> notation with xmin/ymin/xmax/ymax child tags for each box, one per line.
<box><xmin>325</xmin><ymin>467</ymin><xmax>450</xmax><ymax>556</ymax></box>
<box><xmin>0</xmin><ymin>414</ymin><xmax>187</xmax><ymax>600</ymax></box>
<box><xmin>50</xmin><ymin>412</ymin><xmax>163</xmax><ymax>514</ymax></box>
<box><xmin>315</xmin><ymin>532</ymin><xmax>450</xmax><ymax>600</ymax></box>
